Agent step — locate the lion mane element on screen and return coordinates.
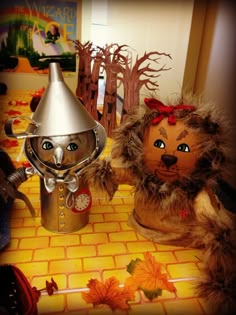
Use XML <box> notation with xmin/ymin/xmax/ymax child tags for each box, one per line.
<box><xmin>83</xmin><ymin>96</ymin><xmax>236</xmax><ymax>314</ymax></box>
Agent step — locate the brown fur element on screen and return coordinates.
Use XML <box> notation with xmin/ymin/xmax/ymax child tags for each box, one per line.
<box><xmin>83</xmin><ymin>97</ymin><xmax>236</xmax><ymax>314</ymax></box>
<box><xmin>82</xmin><ymin>158</ymin><xmax>118</xmax><ymax>199</ymax></box>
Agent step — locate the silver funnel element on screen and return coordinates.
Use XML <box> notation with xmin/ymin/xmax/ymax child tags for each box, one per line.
<box><xmin>5</xmin><ymin>62</ymin><xmax>103</xmax><ymax>139</ymax></box>
<box><xmin>31</xmin><ymin>62</ymin><xmax>97</xmax><ymax>137</ymax></box>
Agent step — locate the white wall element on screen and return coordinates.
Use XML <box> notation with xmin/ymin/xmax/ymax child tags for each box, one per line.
<box><xmin>197</xmin><ymin>1</ymin><xmax>236</xmax><ymax>118</ymax></box>
<box><xmin>83</xmin><ymin>0</ymin><xmax>195</xmax><ymax>102</ymax></box>
<box><xmin>194</xmin><ymin>0</ymin><xmax>236</xmax><ymax>187</ymax></box>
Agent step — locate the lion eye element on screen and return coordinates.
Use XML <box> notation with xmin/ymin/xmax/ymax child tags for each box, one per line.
<box><xmin>154</xmin><ymin>139</ymin><xmax>165</xmax><ymax>149</ymax></box>
<box><xmin>42</xmin><ymin>141</ymin><xmax>53</xmax><ymax>150</ymax></box>
<box><xmin>67</xmin><ymin>143</ymin><xmax>78</xmax><ymax>151</ymax></box>
<box><xmin>177</xmin><ymin>143</ymin><xmax>190</xmax><ymax>152</ymax></box>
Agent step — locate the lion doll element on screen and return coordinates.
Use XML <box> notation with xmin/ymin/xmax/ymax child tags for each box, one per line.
<box><xmin>82</xmin><ymin>96</ymin><xmax>236</xmax><ymax>314</ymax></box>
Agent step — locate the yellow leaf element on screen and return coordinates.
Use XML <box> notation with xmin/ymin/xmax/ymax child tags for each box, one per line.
<box><xmin>125</xmin><ymin>252</ymin><xmax>176</xmax><ymax>293</ymax></box>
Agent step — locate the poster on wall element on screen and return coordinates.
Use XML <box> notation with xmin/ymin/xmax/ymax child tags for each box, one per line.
<box><xmin>0</xmin><ymin>0</ymin><xmax>78</xmax><ymax>73</ymax></box>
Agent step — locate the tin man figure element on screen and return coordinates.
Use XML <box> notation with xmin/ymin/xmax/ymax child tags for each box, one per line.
<box><xmin>3</xmin><ymin>62</ymin><xmax>106</xmax><ymax>233</ymax></box>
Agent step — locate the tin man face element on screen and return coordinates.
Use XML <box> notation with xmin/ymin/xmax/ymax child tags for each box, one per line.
<box><xmin>30</xmin><ymin>131</ymin><xmax>96</xmax><ymax>171</ymax></box>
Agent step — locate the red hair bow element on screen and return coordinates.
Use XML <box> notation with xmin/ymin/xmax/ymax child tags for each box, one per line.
<box><xmin>144</xmin><ymin>98</ymin><xmax>195</xmax><ymax>125</ymax></box>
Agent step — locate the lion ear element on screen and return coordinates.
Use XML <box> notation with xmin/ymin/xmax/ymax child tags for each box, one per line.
<box><xmin>203</xmin><ymin>115</ymin><xmax>220</xmax><ymax>134</ymax></box>
<box><xmin>187</xmin><ymin>114</ymin><xmax>220</xmax><ymax>135</ymax></box>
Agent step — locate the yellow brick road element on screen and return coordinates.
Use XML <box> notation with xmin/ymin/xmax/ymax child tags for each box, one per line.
<box><xmin>0</xmin><ymin>90</ymin><xmax>207</xmax><ymax>314</ymax></box>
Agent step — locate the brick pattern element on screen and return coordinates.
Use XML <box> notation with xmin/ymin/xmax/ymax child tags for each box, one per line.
<box><xmin>0</xmin><ymin>90</ymin><xmax>207</xmax><ymax>314</ymax></box>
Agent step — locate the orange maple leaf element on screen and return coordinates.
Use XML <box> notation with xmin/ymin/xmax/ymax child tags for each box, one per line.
<box><xmin>125</xmin><ymin>252</ymin><xmax>176</xmax><ymax>294</ymax></box>
<box><xmin>82</xmin><ymin>276</ymin><xmax>135</xmax><ymax>311</ymax></box>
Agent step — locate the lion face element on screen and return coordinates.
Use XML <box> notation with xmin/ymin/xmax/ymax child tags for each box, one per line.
<box><xmin>143</xmin><ymin>118</ymin><xmax>202</xmax><ymax>182</ymax></box>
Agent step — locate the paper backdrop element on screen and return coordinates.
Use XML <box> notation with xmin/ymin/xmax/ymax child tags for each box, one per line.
<box><xmin>0</xmin><ymin>0</ymin><xmax>78</xmax><ymax>73</ymax></box>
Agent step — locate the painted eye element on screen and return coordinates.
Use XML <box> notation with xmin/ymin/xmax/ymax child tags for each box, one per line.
<box><xmin>154</xmin><ymin>139</ymin><xmax>165</xmax><ymax>149</ymax></box>
<box><xmin>67</xmin><ymin>143</ymin><xmax>78</xmax><ymax>151</ymax></box>
<box><xmin>42</xmin><ymin>141</ymin><xmax>53</xmax><ymax>150</ymax></box>
<box><xmin>177</xmin><ymin>143</ymin><xmax>190</xmax><ymax>152</ymax></box>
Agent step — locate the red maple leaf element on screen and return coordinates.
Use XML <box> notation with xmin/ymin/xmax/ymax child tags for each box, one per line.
<box><xmin>13</xmin><ymin>119</ymin><xmax>21</xmax><ymax>125</ymax></box>
<box><xmin>31</xmin><ymin>86</ymin><xmax>45</xmax><ymax>97</ymax></box>
<box><xmin>82</xmin><ymin>277</ymin><xmax>135</xmax><ymax>311</ymax></box>
<box><xmin>17</xmin><ymin>100</ymin><xmax>28</xmax><ymax>106</ymax></box>
<box><xmin>22</xmin><ymin>161</ymin><xmax>31</xmax><ymax>167</ymax></box>
<box><xmin>0</xmin><ymin>139</ymin><xmax>18</xmax><ymax>148</ymax></box>
<box><xmin>4</xmin><ymin>110</ymin><xmax>22</xmax><ymax>115</ymax></box>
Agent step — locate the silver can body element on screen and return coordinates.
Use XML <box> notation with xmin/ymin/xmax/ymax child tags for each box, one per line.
<box><xmin>40</xmin><ymin>178</ymin><xmax>91</xmax><ymax>233</ymax></box>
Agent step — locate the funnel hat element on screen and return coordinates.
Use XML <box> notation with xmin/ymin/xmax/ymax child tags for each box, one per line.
<box><xmin>5</xmin><ymin>62</ymin><xmax>104</xmax><ymax>139</ymax></box>
<box><xmin>31</xmin><ymin>62</ymin><xmax>98</xmax><ymax>137</ymax></box>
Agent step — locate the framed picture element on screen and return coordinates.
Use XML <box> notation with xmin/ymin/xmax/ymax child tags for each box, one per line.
<box><xmin>0</xmin><ymin>0</ymin><xmax>80</xmax><ymax>73</ymax></box>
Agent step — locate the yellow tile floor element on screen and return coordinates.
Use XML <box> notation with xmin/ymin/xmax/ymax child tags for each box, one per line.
<box><xmin>0</xmin><ymin>90</ymin><xmax>210</xmax><ymax>315</ymax></box>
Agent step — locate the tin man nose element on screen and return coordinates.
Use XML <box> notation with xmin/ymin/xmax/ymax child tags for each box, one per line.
<box><xmin>161</xmin><ymin>154</ymin><xmax>177</xmax><ymax>168</ymax></box>
<box><xmin>53</xmin><ymin>147</ymin><xmax>64</xmax><ymax>167</ymax></box>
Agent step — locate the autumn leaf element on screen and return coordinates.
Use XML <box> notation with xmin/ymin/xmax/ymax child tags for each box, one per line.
<box><xmin>82</xmin><ymin>277</ymin><xmax>135</xmax><ymax>311</ymax></box>
<box><xmin>4</xmin><ymin>110</ymin><xmax>22</xmax><ymax>115</ymax></box>
<box><xmin>0</xmin><ymin>139</ymin><xmax>18</xmax><ymax>148</ymax></box>
<box><xmin>125</xmin><ymin>252</ymin><xmax>176</xmax><ymax>300</ymax></box>
<box><xmin>31</xmin><ymin>86</ymin><xmax>45</xmax><ymax>97</ymax></box>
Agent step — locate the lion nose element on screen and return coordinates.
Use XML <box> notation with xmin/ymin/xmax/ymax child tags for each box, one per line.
<box><xmin>161</xmin><ymin>154</ymin><xmax>178</xmax><ymax>168</ymax></box>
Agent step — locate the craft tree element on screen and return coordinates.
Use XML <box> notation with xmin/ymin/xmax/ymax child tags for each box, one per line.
<box><xmin>88</xmin><ymin>50</ymin><xmax>104</xmax><ymax>121</ymax></box>
<box><xmin>74</xmin><ymin>41</ymin><xmax>104</xmax><ymax>122</ymax></box>
<box><xmin>74</xmin><ymin>40</ymin><xmax>171</xmax><ymax>136</ymax></box>
<box><xmin>99</xmin><ymin>44</ymin><xmax>130</xmax><ymax>136</ymax></box>
<box><xmin>74</xmin><ymin>40</ymin><xmax>94</xmax><ymax>106</ymax></box>
<box><xmin>116</xmin><ymin>51</ymin><xmax>172</xmax><ymax>122</ymax></box>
